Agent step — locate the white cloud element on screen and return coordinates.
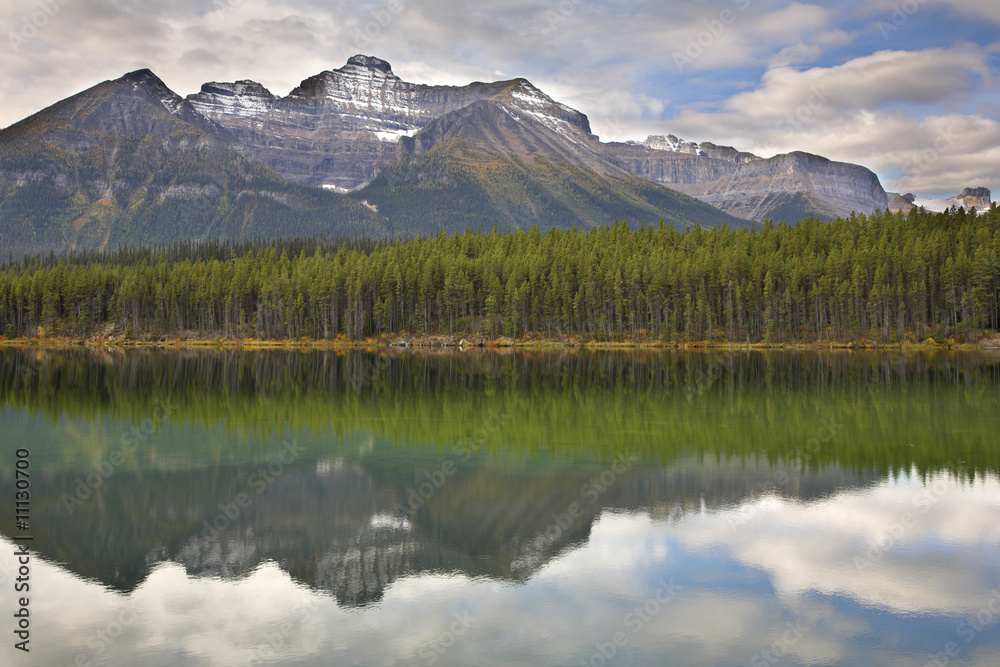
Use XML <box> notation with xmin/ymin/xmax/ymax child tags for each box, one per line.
<box><xmin>861</xmin><ymin>0</ymin><xmax>1000</xmax><ymax>25</ymax></box>
<box><xmin>677</xmin><ymin>472</ymin><xmax>1000</xmax><ymax>616</ymax></box>
<box><xmin>724</xmin><ymin>47</ymin><xmax>991</xmax><ymax>122</ymax></box>
<box><xmin>946</xmin><ymin>0</ymin><xmax>1000</xmax><ymax>22</ymax></box>
<box><xmin>656</xmin><ymin>46</ymin><xmax>999</xmax><ymax>196</ymax></box>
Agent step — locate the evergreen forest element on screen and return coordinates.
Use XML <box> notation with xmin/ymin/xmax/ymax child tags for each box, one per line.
<box><xmin>1</xmin><ymin>206</ymin><xmax>998</xmax><ymax>343</ymax></box>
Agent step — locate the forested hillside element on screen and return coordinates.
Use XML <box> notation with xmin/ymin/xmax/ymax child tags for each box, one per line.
<box><xmin>1</xmin><ymin>206</ymin><xmax>997</xmax><ymax>343</ymax></box>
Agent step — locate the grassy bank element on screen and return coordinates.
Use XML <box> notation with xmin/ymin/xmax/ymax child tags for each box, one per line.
<box><xmin>0</xmin><ymin>333</ymin><xmax>993</xmax><ymax>351</ymax></box>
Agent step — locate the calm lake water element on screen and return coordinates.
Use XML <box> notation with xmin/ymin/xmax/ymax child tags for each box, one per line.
<box><xmin>2</xmin><ymin>348</ymin><xmax>1000</xmax><ymax>667</ymax></box>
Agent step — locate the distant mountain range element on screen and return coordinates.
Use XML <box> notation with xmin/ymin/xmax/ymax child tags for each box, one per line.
<box><xmin>1</xmin><ymin>55</ymin><xmax>901</xmax><ymax>256</ymax></box>
<box><xmin>606</xmin><ymin>135</ymin><xmax>889</xmax><ymax>221</ymax></box>
<box><xmin>887</xmin><ymin>187</ymin><xmax>993</xmax><ymax>215</ymax></box>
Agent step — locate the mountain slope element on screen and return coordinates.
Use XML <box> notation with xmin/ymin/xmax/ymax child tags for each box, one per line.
<box><xmin>605</xmin><ymin>135</ymin><xmax>888</xmax><ymax>222</ymax></box>
<box><xmin>186</xmin><ymin>55</ymin><xmax>525</xmax><ymax>190</ymax></box>
<box><xmin>1</xmin><ymin>56</ymin><xmax>899</xmax><ymax>257</ymax></box>
<box><xmin>360</xmin><ymin>94</ymin><xmax>745</xmax><ymax>232</ymax></box>
<box><xmin>0</xmin><ymin>70</ymin><xmax>385</xmax><ymax>256</ymax></box>
<box><xmin>185</xmin><ymin>56</ymin><xmax>887</xmax><ymax>226</ymax></box>
<box><xmin>0</xmin><ymin>60</ymin><xmax>746</xmax><ymax>256</ymax></box>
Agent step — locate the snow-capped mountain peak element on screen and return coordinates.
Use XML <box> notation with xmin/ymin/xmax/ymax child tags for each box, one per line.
<box><xmin>343</xmin><ymin>54</ymin><xmax>394</xmax><ymax>74</ymax></box>
<box><xmin>642</xmin><ymin>134</ymin><xmax>703</xmax><ymax>155</ymax></box>
<box><xmin>188</xmin><ymin>80</ymin><xmax>275</xmax><ymax>120</ymax></box>
<box><xmin>116</xmin><ymin>68</ymin><xmax>185</xmax><ymax>114</ymax></box>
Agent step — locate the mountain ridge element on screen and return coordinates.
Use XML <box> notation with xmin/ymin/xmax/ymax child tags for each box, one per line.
<box><xmin>180</xmin><ymin>55</ymin><xmax>889</xmax><ymax>223</ymax></box>
<box><xmin>0</xmin><ymin>55</ymin><xmax>901</xmax><ymax>257</ymax></box>
<box><xmin>604</xmin><ymin>134</ymin><xmax>888</xmax><ymax>221</ymax></box>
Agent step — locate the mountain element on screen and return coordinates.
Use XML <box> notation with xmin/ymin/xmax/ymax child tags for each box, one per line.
<box><xmin>358</xmin><ymin>79</ymin><xmax>744</xmax><ymax>232</ymax></box>
<box><xmin>185</xmin><ymin>55</ymin><xmax>525</xmax><ymax>190</ymax></box>
<box><xmin>950</xmin><ymin>187</ymin><xmax>993</xmax><ymax>210</ymax></box>
<box><xmin>0</xmin><ymin>69</ymin><xmax>384</xmax><ymax>258</ymax></box>
<box><xmin>1</xmin><ymin>55</ymin><xmax>896</xmax><ymax>257</ymax></box>
<box><xmin>605</xmin><ymin>134</ymin><xmax>889</xmax><ymax>222</ymax></box>
<box><xmin>186</xmin><ymin>56</ymin><xmax>744</xmax><ymax>232</ymax></box>
<box><xmin>887</xmin><ymin>192</ymin><xmax>917</xmax><ymax>215</ymax></box>
<box><xmin>0</xmin><ymin>58</ymin><xmax>745</xmax><ymax>257</ymax></box>
<box><xmin>888</xmin><ymin>186</ymin><xmax>994</xmax><ymax>214</ymax></box>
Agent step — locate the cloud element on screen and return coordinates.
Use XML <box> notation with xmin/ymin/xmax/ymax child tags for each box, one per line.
<box><xmin>729</xmin><ymin>47</ymin><xmax>991</xmax><ymax>117</ymax></box>
<box><xmin>655</xmin><ymin>2</ymin><xmax>837</xmax><ymax>74</ymax></box>
<box><xmin>677</xmin><ymin>473</ymin><xmax>1000</xmax><ymax>616</ymax></box>
<box><xmin>945</xmin><ymin>0</ymin><xmax>1000</xmax><ymax>22</ymax></box>
<box><xmin>858</xmin><ymin>0</ymin><xmax>1000</xmax><ymax>27</ymax></box>
<box><xmin>178</xmin><ymin>48</ymin><xmax>224</xmax><ymax>69</ymax></box>
<box><xmin>654</xmin><ymin>46</ymin><xmax>999</xmax><ymax>195</ymax></box>
<box><xmin>874</xmin><ymin>0</ymin><xmax>1000</xmax><ymax>24</ymax></box>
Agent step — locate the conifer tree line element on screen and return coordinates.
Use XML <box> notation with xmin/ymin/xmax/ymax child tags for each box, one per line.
<box><xmin>1</xmin><ymin>206</ymin><xmax>998</xmax><ymax>343</ymax></box>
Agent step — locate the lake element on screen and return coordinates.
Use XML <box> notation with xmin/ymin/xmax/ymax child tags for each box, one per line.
<box><xmin>2</xmin><ymin>348</ymin><xmax>999</xmax><ymax>666</ymax></box>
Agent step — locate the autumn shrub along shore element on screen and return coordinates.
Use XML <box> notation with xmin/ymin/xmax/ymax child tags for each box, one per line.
<box><xmin>2</xmin><ymin>206</ymin><xmax>998</xmax><ymax>345</ymax></box>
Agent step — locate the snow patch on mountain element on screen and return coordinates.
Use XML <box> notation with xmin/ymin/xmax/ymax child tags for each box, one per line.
<box><xmin>507</xmin><ymin>80</ymin><xmax>589</xmax><ymax>143</ymax></box>
<box><xmin>373</xmin><ymin>128</ymin><xmax>418</xmax><ymax>142</ymax></box>
<box><xmin>912</xmin><ymin>197</ymin><xmax>991</xmax><ymax>214</ymax></box>
<box><xmin>637</xmin><ymin>135</ymin><xmax>704</xmax><ymax>155</ymax></box>
<box><xmin>301</xmin><ymin>57</ymin><xmax>429</xmax><ymax>122</ymax></box>
<box><xmin>118</xmin><ymin>69</ymin><xmax>185</xmax><ymax>114</ymax></box>
<box><xmin>188</xmin><ymin>81</ymin><xmax>275</xmax><ymax>119</ymax></box>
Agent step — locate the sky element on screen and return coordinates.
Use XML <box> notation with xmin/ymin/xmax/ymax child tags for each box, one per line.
<box><xmin>1</xmin><ymin>0</ymin><xmax>998</xmax><ymax>198</ymax></box>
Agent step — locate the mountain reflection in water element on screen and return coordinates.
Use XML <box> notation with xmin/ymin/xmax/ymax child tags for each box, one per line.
<box><xmin>1</xmin><ymin>348</ymin><xmax>998</xmax><ymax>666</ymax></box>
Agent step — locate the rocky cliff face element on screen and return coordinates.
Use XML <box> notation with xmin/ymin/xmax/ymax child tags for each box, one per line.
<box><xmin>186</xmin><ymin>55</ymin><xmax>589</xmax><ymax>190</ymax></box>
<box><xmin>889</xmin><ymin>187</ymin><xmax>993</xmax><ymax>214</ymax></box>
<box><xmin>949</xmin><ymin>187</ymin><xmax>992</xmax><ymax>210</ymax></box>
<box><xmin>605</xmin><ymin>136</ymin><xmax>888</xmax><ymax>222</ymax></box>
<box><xmin>359</xmin><ymin>92</ymin><xmax>746</xmax><ymax>234</ymax></box>
<box><xmin>186</xmin><ymin>57</ymin><xmax>890</xmax><ymax>224</ymax></box>
<box><xmin>0</xmin><ymin>68</ymin><xmax>385</xmax><ymax>257</ymax></box>
<box><xmin>400</xmin><ymin>79</ymin><xmax>604</xmax><ymax>170</ymax></box>
<box><xmin>887</xmin><ymin>193</ymin><xmax>916</xmax><ymax>215</ymax></box>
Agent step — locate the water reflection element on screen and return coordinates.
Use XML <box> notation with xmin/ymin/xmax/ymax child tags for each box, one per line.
<box><xmin>4</xmin><ymin>472</ymin><xmax>999</xmax><ymax>667</ymax></box>
<box><xmin>1</xmin><ymin>348</ymin><xmax>998</xmax><ymax>666</ymax></box>
<box><xmin>2</xmin><ymin>453</ymin><xmax>878</xmax><ymax>598</ymax></box>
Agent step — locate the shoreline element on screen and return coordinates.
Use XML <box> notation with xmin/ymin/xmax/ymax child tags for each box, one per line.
<box><xmin>1</xmin><ymin>335</ymin><xmax>995</xmax><ymax>352</ymax></box>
